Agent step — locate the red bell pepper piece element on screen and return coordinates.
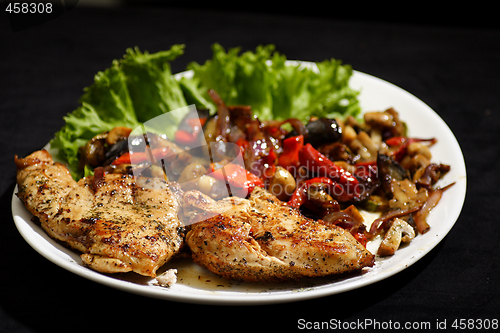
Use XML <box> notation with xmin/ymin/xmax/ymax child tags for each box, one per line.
<box><xmin>354</xmin><ymin>160</ymin><xmax>378</xmax><ymax>181</ymax></box>
<box><xmin>174</xmin><ymin>130</ymin><xmax>198</xmax><ymax>146</ymax></box>
<box><xmin>243</xmin><ymin>138</ymin><xmax>277</xmax><ymax>182</ymax></box>
<box><xmin>278</xmin><ymin>135</ymin><xmax>303</xmax><ymax>173</ymax></box>
<box><xmin>262</xmin><ymin>148</ymin><xmax>277</xmax><ymax>180</ymax></box>
<box><xmin>298</xmin><ymin>143</ymin><xmax>359</xmax><ymax>201</ymax></box>
<box><xmin>210</xmin><ymin>162</ymin><xmax>264</xmax><ymax>197</ymax></box>
<box><xmin>235</xmin><ymin>137</ymin><xmax>249</xmax><ymax>154</ymax></box>
<box><xmin>287</xmin><ymin>182</ymin><xmax>308</xmax><ymax>208</ymax></box>
<box><xmin>111</xmin><ymin>153</ymin><xmax>132</xmax><ymax>165</ymax></box>
<box><xmin>385</xmin><ymin>136</ymin><xmax>407</xmax><ymax>146</ymax></box>
<box><xmin>385</xmin><ymin>137</ymin><xmax>409</xmax><ymax>162</ymax></box>
<box><xmin>111</xmin><ymin>147</ymin><xmax>173</xmax><ymax>166</ymax></box>
<box><xmin>174</xmin><ymin>117</ymin><xmax>205</xmax><ymax>146</ymax></box>
<box><xmin>353</xmin><ymin>231</ymin><xmax>368</xmax><ymax>247</ymax></box>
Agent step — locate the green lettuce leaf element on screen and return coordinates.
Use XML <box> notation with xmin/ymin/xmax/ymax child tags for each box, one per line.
<box><xmin>50</xmin><ymin>44</ymin><xmax>188</xmax><ymax>179</ymax></box>
<box><xmin>187</xmin><ymin>43</ymin><xmax>361</xmax><ymax>122</ymax></box>
<box><xmin>187</xmin><ymin>44</ymin><xmax>275</xmax><ymax>119</ymax></box>
<box><xmin>119</xmin><ymin>45</ymin><xmax>187</xmax><ymax>122</ymax></box>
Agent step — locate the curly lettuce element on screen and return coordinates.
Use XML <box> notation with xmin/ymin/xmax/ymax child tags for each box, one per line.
<box><xmin>187</xmin><ymin>43</ymin><xmax>360</xmax><ymax>122</ymax></box>
<box><xmin>50</xmin><ymin>45</ymin><xmax>188</xmax><ymax>179</ymax></box>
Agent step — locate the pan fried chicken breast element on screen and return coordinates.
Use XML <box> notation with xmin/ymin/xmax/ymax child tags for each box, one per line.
<box><xmin>15</xmin><ymin>150</ymin><xmax>184</xmax><ymax>277</ymax></box>
<box><xmin>183</xmin><ymin>187</ymin><xmax>374</xmax><ymax>282</ymax></box>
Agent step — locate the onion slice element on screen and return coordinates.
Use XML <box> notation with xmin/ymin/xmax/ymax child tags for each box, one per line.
<box><xmin>413</xmin><ymin>182</ymin><xmax>454</xmax><ymax>234</ymax></box>
<box><xmin>413</xmin><ymin>189</ymin><xmax>441</xmax><ymax>234</ymax></box>
<box><xmin>208</xmin><ymin>89</ymin><xmax>231</xmax><ymax>142</ymax></box>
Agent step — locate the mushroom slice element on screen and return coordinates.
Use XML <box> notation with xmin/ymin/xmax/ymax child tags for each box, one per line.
<box><xmin>377</xmin><ymin>218</ymin><xmax>415</xmax><ymax>256</ymax></box>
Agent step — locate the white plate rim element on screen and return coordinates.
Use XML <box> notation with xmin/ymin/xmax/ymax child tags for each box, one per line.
<box><xmin>11</xmin><ymin>66</ymin><xmax>467</xmax><ymax>305</ymax></box>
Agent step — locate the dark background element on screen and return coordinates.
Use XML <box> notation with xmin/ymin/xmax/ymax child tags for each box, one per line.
<box><xmin>1</xmin><ymin>2</ymin><xmax>499</xmax><ymax>332</ymax></box>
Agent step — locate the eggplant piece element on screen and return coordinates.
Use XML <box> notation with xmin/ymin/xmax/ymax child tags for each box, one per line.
<box><xmin>377</xmin><ymin>154</ymin><xmax>410</xmax><ymax>196</ymax></box>
<box><xmin>288</xmin><ymin>118</ymin><xmax>342</xmax><ymax>147</ymax></box>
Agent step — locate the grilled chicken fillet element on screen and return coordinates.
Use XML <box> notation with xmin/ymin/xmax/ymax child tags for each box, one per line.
<box><xmin>15</xmin><ymin>150</ymin><xmax>184</xmax><ymax>277</ymax></box>
<box><xmin>183</xmin><ymin>187</ymin><xmax>374</xmax><ymax>282</ymax></box>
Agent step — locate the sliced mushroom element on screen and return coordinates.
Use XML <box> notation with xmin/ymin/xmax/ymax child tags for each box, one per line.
<box><xmin>342</xmin><ymin>125</ymin><xmax>358</xmax><ymax>143</ymax></box>
<box><xmin>364</xmin><ymin>111</ymin><xmax>395</xmax><ymax>128</ymax></box>
<box><xmin>401</xmin><ymin>153</ymin><xmax>431</xmax><ymax>173</ymax></box>
<box><xmin>356</xmin><ymin>131</ymin><xmax>378</xmax><ymax>161</ymax></box>
<box><xmin>377</xmin><ymin>218</ymin><xmax>416</xmax><ymax>256</ymax></box>
<box><xmin>106</xmin><ymin>126</ymin><xmax>132</xmax><ymax>145</ymax></box>
<box><xmin>389</xmin><ymin>179</ymin><xmax>428</xmax><ymax>210</ymax></box>
<box><xmin>83</xmin><ymin>133</ymin><xmax>107</xmax><ymax>167</ymax></box>
<box><xmin>407</xmin><ymin>141</ymin><xmax>432</xmax><ymax>160</ymax></box>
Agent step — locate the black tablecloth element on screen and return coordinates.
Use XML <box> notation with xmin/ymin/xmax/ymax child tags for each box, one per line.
<box><xmin>1</xmin><ymin>4</ymin><xmax>499</xmax><ymax>332</ymax></box>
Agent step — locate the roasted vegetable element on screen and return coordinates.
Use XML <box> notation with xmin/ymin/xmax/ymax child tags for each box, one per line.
<box><xmin>299</xmin><ymin>143</ymin><xmax>360</xmax><ymax>202</ymax></box>
<box><xmin>278</xmin><ymin>135</ymin><xmax>304</xmax><ymax>173</ymax></box>
<box><xmin>377</xmin><ymin>218</ymin><xmax>415</xmax><ymax>256</ymax></box>
<box><xmin>268</xmin><ymin>166</ymin><xmax>296</xmax><ymax>201</ymax></box>
<box><xmin>377</xmin><ymin>154</ymin><xmax>410</xmax><ymax>196</ymax></box>
<box><xmin>304</xmin><ymin>118</ymin><xmax>342</xmax><ymax>147</ymax></box>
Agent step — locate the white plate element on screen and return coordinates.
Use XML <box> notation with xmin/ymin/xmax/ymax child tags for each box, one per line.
<box><xmin>11</xmin><ymin>68</ymin><xmax>467</xmax><ymax>305</ymax></box>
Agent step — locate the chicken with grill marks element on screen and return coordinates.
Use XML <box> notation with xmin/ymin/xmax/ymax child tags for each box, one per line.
<box><xmin>183</xmin><ymin>187</ymin><xmax>374</xmax><ymax>282</ymax></box>
<box><xmin>15</xmin><ymin>150</ymin><xmax>184</xmax><ymax>277</ymax></box>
